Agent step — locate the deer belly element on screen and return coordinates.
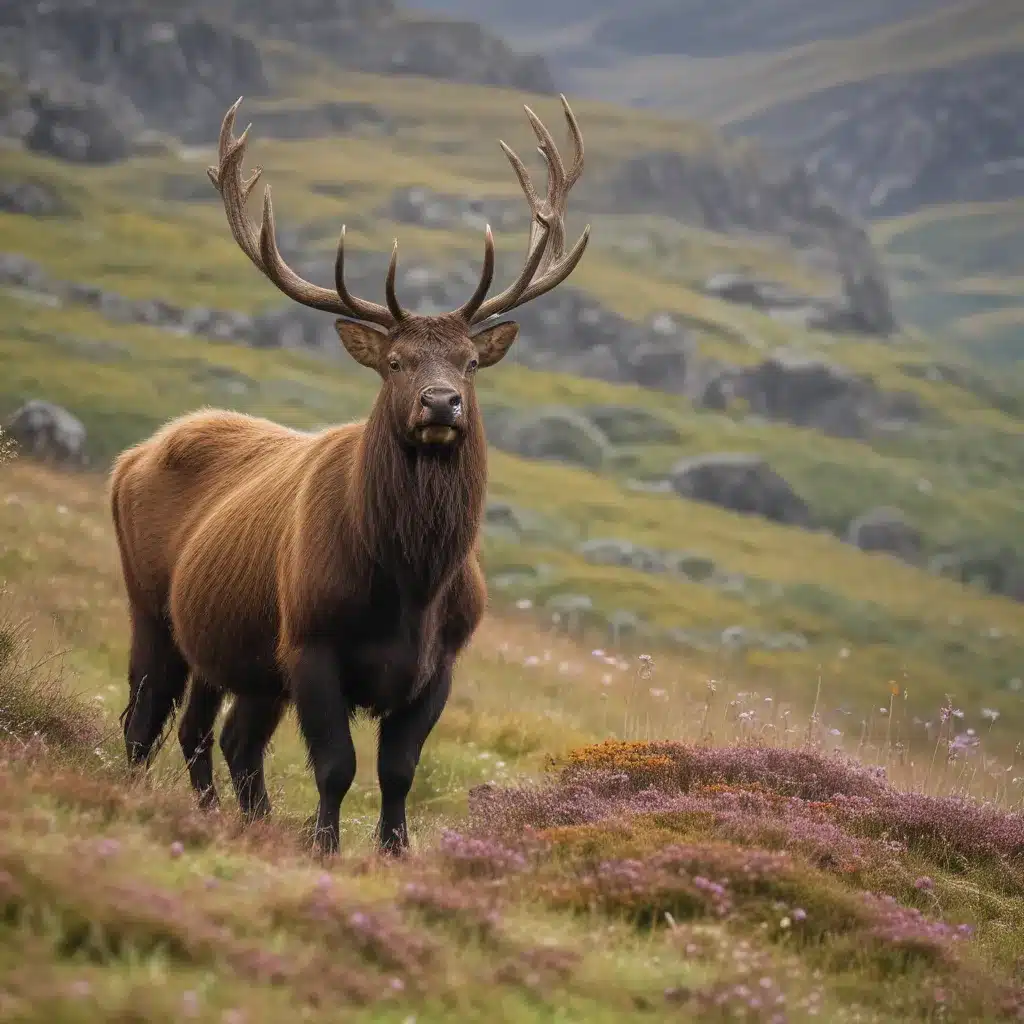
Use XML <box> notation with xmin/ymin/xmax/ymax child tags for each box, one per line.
<box><xmin>343</xmin><ymin>636</ymin><xmax>435</xmax><ymax>715</ymax></box>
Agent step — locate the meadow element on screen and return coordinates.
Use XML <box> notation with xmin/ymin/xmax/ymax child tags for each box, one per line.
<box><xmin>1</xmin><ymin>55</ymin><xmax>1023</xmax><ymax>1022</ymax></box>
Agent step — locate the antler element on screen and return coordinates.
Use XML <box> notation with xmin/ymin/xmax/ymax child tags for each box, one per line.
<box><xmin>209</xmin><ymin>97</ymin><xmax>398</xmax><ymax>329</ymax></box>
<box><xmin>208</xmin><ymin>96</ymin><xmax>588</xmax><ymax>333</ymax></box>
<box><xmin>463</xmin><ymin>94</ymin><xmax>590</xmax><ymax>326</ymax></box>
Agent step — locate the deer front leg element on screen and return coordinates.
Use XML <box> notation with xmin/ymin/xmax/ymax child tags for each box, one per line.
<box><xmin>290</xmin><ymin>643</ymin><xmax>357</xmax><ymax>855</ymax></box>
<box><xmin>376</xmin><ymin>659</ymin><xmax>453</xmax><ymax>855</ymax></box>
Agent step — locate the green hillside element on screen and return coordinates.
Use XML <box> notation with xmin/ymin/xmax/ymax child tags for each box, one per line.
<box><xmin>876</xmin><ymin>199</ymin><xmax>1024</xmax><ymax>366</ymax></box>
<box><xmin>3</xmin><ymin>13</ymin><xmax>1024</xmax><ymax>1018</ymax></box>
<box><xmin>3</xmin><ymin>61</ymin><xmax>1023</xmax><ymax>753</ymax></box>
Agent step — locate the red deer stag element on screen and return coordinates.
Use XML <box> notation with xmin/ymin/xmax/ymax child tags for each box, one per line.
<box><xmin>110</xmin><ymin>95</ymin><xmax>589</xmax><ymax>854</ymax></box>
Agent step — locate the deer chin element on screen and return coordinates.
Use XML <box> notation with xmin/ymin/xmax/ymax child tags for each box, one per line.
<box><xmin>414</xmin><ymin>424</ymin><xmax>460</xmax><ymax>447</ymax></box>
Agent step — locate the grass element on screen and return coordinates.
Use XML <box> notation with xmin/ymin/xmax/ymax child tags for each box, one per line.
<box><xmin>875</xmin><ymin>199</ymin><xmax>1024</xmax><ymax>364</ymax></box>
<box><xmin>0</xmin><ymin>63</ymin><xmax>1022</xmax><ymax>758</ymax></box>
<box><xmin>0</xmin><ymin>609</ymin><xmax>1022</xmax><ymax>1021</ymax></box>
<box><xmin>1</xmin><ymin>51</ymin><xmax>1023</xmax><ymax>1019</ymax></box>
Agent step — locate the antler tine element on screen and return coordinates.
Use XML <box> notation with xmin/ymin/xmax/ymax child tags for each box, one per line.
<box><xmin>332</xmin><ymin>226</ymin><xmax>396</xmax><ymax>326</ymax></box>
<box><xmin>210</xmin><ymin>98</ymin><xmax>396</xmax><ymax>329</ymax></box>
<box><xmin>560</xmin><ymin>94</ymin><xmax>585</xmax><ymax>190</ymax></box>
<box><xmin>465</xmin><ymin>96</ymin><xmax>590</xmax><ymax>325</ymax></box>
<box><xmin>452</xmin><ymin>224</ymin><xmax>496</xmax><ymax>322</ymax></box>
<box><xmin>384</xmin><ymin>240</ymin><xmax>408</xmax><ymax>323</ymax></box>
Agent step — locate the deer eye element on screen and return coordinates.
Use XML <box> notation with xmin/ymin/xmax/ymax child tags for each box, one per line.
<box><xmin>388</xmin><ymin>357</ymin><xmax>401</xmax><ymax>372</ymax></box>
<box><xmin>467</xmin><ymin>357</ymin><xmax>479</xmax><ymax>373</ymax></box>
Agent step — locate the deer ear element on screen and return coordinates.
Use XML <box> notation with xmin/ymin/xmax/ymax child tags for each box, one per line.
<box><xmin>472</xmin><ymin>321</ymin><xmax>519</xmax><ymax>369</ymax></box>
<box><xmin>334</xmin><ymin>319</ymin><xmax>385</xmax><ymax>370</ymax></box>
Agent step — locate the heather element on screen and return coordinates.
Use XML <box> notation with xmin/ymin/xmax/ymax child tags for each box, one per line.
<box><xmin>3</xmin><ymin>464</ymin><xmax>1024</xmax><ymax>1020</ymax></box>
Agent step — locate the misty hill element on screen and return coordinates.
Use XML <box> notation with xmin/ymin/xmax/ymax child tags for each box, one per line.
<box><xmin>404</xmin><ymin>0</ymin><xmax>1024</xmax><ymax>362</ymax></box>
<box><xmin>406</xmin><ymin>0</ymin><xmax>1024</xmax><ymax>216</ymax></box>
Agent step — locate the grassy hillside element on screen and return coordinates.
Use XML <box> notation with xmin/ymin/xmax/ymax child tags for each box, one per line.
<box><xmin>2</xmin><ymin>57</ymin><xmax>1024</xmax><ymax>1020</ymax></box>
<box><xmin>2</xmin><ymin>65</ymin><xmax>1023</xmax><ymax>744</ymax></box>
<box><xmin>876</xmin><ymin>198</ymin><xmax>1024</xmax><ymax>366</ymax></box>
<box><xmin>1</xmin><ymin>567</ymin><xmax>1023</xmax><ymax>1021</ymax></box>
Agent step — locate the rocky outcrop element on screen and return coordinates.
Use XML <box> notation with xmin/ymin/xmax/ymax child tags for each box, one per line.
<box><xmin>0</xmin><ymin>2</ymin><xmax>552</xmax><ymax>152</ymax></box>
<box><xmin>668</xmin><ymin>453</ymin><xmax>811</xmax><ymax>527</ymax></box>
<box><xmin>0</xmin><ymin>6</ymin><xmax>267</xmax><ymax>147</ymax></box>
<box><xmin>22</xmin><ymin>79</ymin><xmax>142</xmax><ymax>164</ymax></box>
<box><xmin>300</xmin><ymin>15</ymin><xmax>554</xmax><ymax>95</ymax></box>
<box><xmin>0</xmin><ymin>177</ymin><xmax>67</xmax><ymax>216</ymax></box>
<box><xmin>704</xmin><ymin>350</ymin><xmax>923</xmax><ymax>439</ymax></box>
<box><xmin>735</xmin><ymin>52</ymin><xmax>1024</xmax><ymax>218</ymax></box>
<box><xmin>598</xmin><ymin>151</ymin><xmax>897</xmax><ymax>337</ymax></box>
<box><xmin>0</xmin><ymin>252</ymin><xmax>918</xmax><ymax>442</ymax></box>
<box><xmin>846</xmin><ymin>507</ymin><xmax>922</xmax><ymax>564</ymax></box>
<box><xmin>929</xmin><ymin>546</ymin><xmax>1024</xmax><ymax>604</ymax></box>
<box><xmin>3</xmin><ymin>400</ymin><xmax>86</xmax><ymax>466</ymax></box>
<box><xmin>484</xmin><ymin>406</ymin><xmax>612</xmax><ymax>471</ymax></box>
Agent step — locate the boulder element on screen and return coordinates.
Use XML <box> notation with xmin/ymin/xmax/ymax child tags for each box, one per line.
<box><xmin>704</xmin><ymin>273</ymin><xmax>808</xmax><ymax>310</ymax></box>
<box><xmin>23</xmin><ymin>80</ymin><xmax>140</xmax><ymax>164</ymax></box>
<box><xmin>669</xmin><ymin>453</ymin><xmax>811</xmax><ymax>527</ymax></box>
<box><xmin>3</xmin><ymin>400</ymin><xmax>86</xmax><ymax>465</ymax></box>
<box><xmin>601</xmin><ymin>150</ymin><xmax>898</xmax><ymax>337</ymax></box>
<box><xmin>489</xmin><ymin>407</ymin><xmax>612</xmax><ymax>471</ymax></box>
<box><xmin>846</xmin><ymin>507</ymin><xmax>922</xmax><ymax>563</ymax></box>
<box><xmin>0</xmin><ymin>178</ymin><xmax>67</xmax><ymax>216</ymax></box>
<box><xmin>577</xmin><ymin>539</ymin><xmax>669</xmax><ymax>574</ymax></box>
<box><xmin>929</xmin><ymin>547</ymin><xmax>1024</xmax><ymax>603</ymax></box>
<box><xmin>581</xmin><ymin>405</ymin><xmax>681</xmax><ymax>446</ymax></box>
<box><xmin>666</xmin><ymin>552</ymin><xmax>717</xmax><ymax>582</ymax></box>
<box><xmin>707</xmin><ymin>349</ymin><xmax>922</xmax><ymax>439</ymax></box>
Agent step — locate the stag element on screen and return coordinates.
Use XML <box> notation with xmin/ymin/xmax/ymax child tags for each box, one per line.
<box><xmin>110</xmin><ymin>95</ymin><xmax>589</xmax><ymax>854</ymax></box>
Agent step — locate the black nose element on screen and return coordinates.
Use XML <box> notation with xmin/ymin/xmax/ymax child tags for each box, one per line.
<box><xmin>420</xmin><ymin>386</ymin><xmax>462</xmax><ymax>423</ymax></box>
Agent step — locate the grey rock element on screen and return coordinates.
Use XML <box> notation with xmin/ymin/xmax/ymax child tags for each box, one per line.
<box><xmin>577</xmin><ymin>538</ymin><xmax>669</xmax><ymax>574</ymax></box>
<box><xmin>669</xmin><ymin>452</ymin><xmax>811</xmax><ymax>527</ymax></box>
<box><xmin>489</xmin><ymin>406</ymin><xmax>613</xmax><ymax>471</ymax></box>
<box><xmin>736</xmin><ymin>52</ymin><xmax>1024</xmax><ymax>218</ymax></box>
<box><xmin>226</xmin><ymin>0</ymin><xmax>553</xmax><ymax>95</ymax></box>
<box><xmin>715</xmin><ymin>348</ymin><xmax>923</xmax><ymax>439</ymax></box>
<box><xmin>581</xmin><ymin>405</ymin><xmax>681</xmax><ymax>445</ymax></box>
<box><xmin>23</xmin><ymin>79</ymin><xmax>140</xmax><ymax>164</ymax></box>
<box><xmin>704</xmin><ymin>273</ymin><xmax>809</xmax><ymax>310</ymax></box>
<box><xmin>0</xmin><ymin>6</ymin><xmax>268</xmax><ymax>147</ymax></box>
<box><xmin>0</xmin><ymin>178</ymin><xmax>67</xmax><ymax>216</ymax></box>
<box><xmin>666</xmin><ymin>552</ymin><xmax>717</xmax><ymax>582</ymax></box>
<box><xmin>4</xmin><ymin>400</ymin><xmax>86</xmax><ymax>465</ymax></box>
<box><xmin>0</xmin><ymin>253</ymin><xmax>50</xmax><ymax>292</ymax></box>
<box><xmin>602</xmin><ymin>151</ymin><xmax>897</xmax><ymax>336</ymax></box>
<box><xmin>929</xmin><ymin>546</ymin><xmax>1024</xmax><ymax>603</ymax></box>
<box><xmin>846</xmin><ymin>507</ymin><xmax>923</xmax><ymax>563</ymax></box>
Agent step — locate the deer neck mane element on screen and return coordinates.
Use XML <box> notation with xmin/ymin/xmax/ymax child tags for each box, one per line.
<box><xmin>356</xmin><ymin>397</ymin><xmax>486</xmax><ymax>599</ymax></box>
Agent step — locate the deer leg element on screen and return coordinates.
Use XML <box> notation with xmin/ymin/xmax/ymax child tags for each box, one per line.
<box><xmin>122</xmin><ymin>610</ymin><xmax>189</xmax><ymax>768</ymax></box>
<box><xmin>219</xmin><ymin>688</ymin><xmax>287</xmax><ymax>822</ymax></box>
<box><xmin>376</xmin><ymin>659</ymin><xmax>453</xmax><ymax>855</ymax></box>
<box><xmin>290</xmin><ymin>644</ymin><xmax>356</xmax><ymax>855</ymax></box>
<box><xmin>177</xmin><ymin>676</ymin><xmax>224</xmax><ymax>811</ymax></box>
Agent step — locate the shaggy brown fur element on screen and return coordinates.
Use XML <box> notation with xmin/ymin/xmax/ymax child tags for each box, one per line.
<box><xmin>110</xmin><ymin>95</ymin><xmax>589</xmax><ymax>854</ymax></box>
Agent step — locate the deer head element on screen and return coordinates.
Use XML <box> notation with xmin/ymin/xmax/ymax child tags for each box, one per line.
<box><xmin>208</xmin><ymin>95</ymin><xmax>589</xmax><ymax>451</ymax></box>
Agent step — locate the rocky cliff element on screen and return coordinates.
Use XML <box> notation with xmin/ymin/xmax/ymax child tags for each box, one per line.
<box><xmin>731</xmin><ymin>52</ymin><xmax>1024</xmax><ymax>219</ymax></box>
<box><xmin>0</xmin><ymin>0</ymin><xmax>552</xmax><ymax>152</ymax></box>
